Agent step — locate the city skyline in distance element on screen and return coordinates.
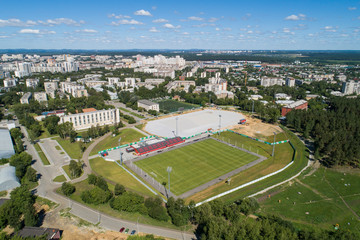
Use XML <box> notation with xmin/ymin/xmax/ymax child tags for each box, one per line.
<box><xmin>0</xmin><ymin>0</ymin><xmax>360</xmax><ymax>50</ymax></box>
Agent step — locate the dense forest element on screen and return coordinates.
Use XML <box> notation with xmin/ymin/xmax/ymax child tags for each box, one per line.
<box><xmin>285</xmin><ymin>97</ymin><xmax>360</xmax><ymax>167</ymax></box>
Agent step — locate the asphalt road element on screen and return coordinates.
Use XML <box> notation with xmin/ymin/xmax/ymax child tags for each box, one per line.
<box><xmin>21</xmin><ymin>125</ymin><xmax>196</xmax><ymax>240</ymax></box>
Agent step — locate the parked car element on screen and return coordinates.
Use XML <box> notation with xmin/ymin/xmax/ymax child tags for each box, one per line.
<box><xmin>119</xmin><ymin>227</ymin><xmax>125</xmax><ymax>233</ymax></box>
<box><xmin>124</xmin><ymin>229</ymin><xmax>129</xmax><ymax>234</ymax></box>
<box><xmin>100</xmin><ymin>151</ymin><xmax>108</xmax><ymax>157</ymax></box>
<box><xmin>131</xmin><ymin>230</ymin><xmax>136</xmax><ymax>235</ymax></box>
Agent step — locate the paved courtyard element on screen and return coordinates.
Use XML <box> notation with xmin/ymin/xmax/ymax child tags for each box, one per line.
<box><xmin>145</xmin><ymin>109</ymin><xmax>244</xmax><ymax>138</ymax></box>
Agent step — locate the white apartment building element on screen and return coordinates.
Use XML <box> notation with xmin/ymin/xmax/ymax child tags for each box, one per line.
<box><xmin>107</xmin><ymin>77</ymin><xmax>120</xmax><ymax>85</ymax></box>
<box><xmin>60</xmin><ymin>81</ymin><xmax>88</xmax><ymax>98</ymax></box>
<box><xmin>20</xmin><ymin>92</ymin><xmax>32</xmax><ymax>104</ymax></box>
<box><xmin>144</xmin><ymin>78</ymin><xmax>165</xmax><ymax>86</ymax></box>
<box><xmin>34</xmin><ymin>92</ymin><xmax>47</xmax><ymax>102</ymax></box>
<box><xmin>260</xmin><ymin>77</ymin><xmax>285</xmax><ymax>87</ymax></box>
<box><xmin>275</xmin><ymin>93</ymin><xmax>291</xmax><ymax>100</ymax></box>
<box><xmin>215</xmin><ymin>72</ymin><xmax>221</xmax><ymax>78</ymax></box>
<box><xmin>44</xmin><ymin>81</ymin><xmax>58</xmax><ymax>98</ymax></box>
<box><xmin>137</xmin><ymin>100</ymin><xmax>159</xmax><ymax>112</ymax></box>
<box><xmin>125</xmin><ymin>78</ymin><xmax>138</xmax><ymax>88</ymax></box>
<box><xmin>60</xmin><ymin>108</ymin><xmax>121</xmax><ymax>131</ymax></box>
<box><xmin>342</xmin><ymin>80</ymin><xmax>360</xmax><ymax>95</ymax></box>
<box><xmin>3</xmin><ymin>78</ymin><xmax>17</xmax><ymax>88</ymax></box>
<box><xmin>166</xmin><ymin>80</ymin><xmax>196</xmax><ymax>93</ymax></box>
<box><xmin>200</xmin><ymin>72</ymin><xmax>207</xmax><ymax>78</ymax></box>
<box><xmin>285</xmin><ymin>78</ymin><xmax>295</xmax><ymax>87</ymax></box>
<box><xmin>15</xmin><ymin>62</ymin><xmax>32</xmax><ymax>78</ymax></box>
<box><xmin>26</xmin><ymin>78</ymin><xmax>39</xmax><ymax>88</ymax></box>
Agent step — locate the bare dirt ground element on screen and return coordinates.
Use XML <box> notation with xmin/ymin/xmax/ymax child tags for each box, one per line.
<box><xmin>37</xmin><ymin>205</ymin><xmax>134</xmax><ymax>240</ymax></box>
<box><xmin>228</xmin><ymin>117</ymin><xmax>283</xmax><ymax>140</ymax></box>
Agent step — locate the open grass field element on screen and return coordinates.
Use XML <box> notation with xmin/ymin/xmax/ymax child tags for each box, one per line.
<box><xmin>34</xmin><ymin>143</ymin><xmax>50</xmax><ymax>165</ymax></box>
<box><xmin>258</xmin><ymin>166</ymin><xmax>360</xmax><ymax>235</ymax></box>
<box><xmin>134</xmin><ymin>138</ymin><xmax>259</xmax><ymax>196</ymax></box>
<box><xmin>156</xmin><ymin>99</ymin><xmax>198</xmax><ymax>112</ymax></box>
<box><xmin>90</xmin><ymin>128</ymin><xmax>146</xmax><ymax>155</ymax></box>
<box><xmin>55</xmin><ymin>137</ymin><xmax>90</xmax><ymax>160</ymax></box>
<box><xmin>53</xmin><ymin>175</ymin><xmax>67</xmax><ymax>182</ymax></box>
<box><xmin>89</xmin><ymin>157</ymin><xmax>155</xmax><ymax>196</ymax></box>
<box><xmin>187</xmin><ymin>128</ymin><xmax>298</xmax><ymax>203</ymax></box>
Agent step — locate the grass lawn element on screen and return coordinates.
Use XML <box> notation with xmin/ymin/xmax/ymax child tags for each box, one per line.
<box><xmin>187</xmin><ymin>128</ymin><xmax>298</xmax><ymax>203</ymax></box>
<box><xmin>156</xmin><ymin>100</ymin><xmax>198</xmax><ymax>112</ymax></box>
<box><xmin>35</xmin><ymin>196</ymin><xmax>59</xmax><ymax>210</ymax></box>
<box><xmin>90</xmin><ymin>128</ymin><xmax>146</xmax><ymax>155</ymax></box>
<box><xmin>89</xmin><ymin>157</ymin><xmax>154</xmax><ymax>196</ymax></box>
<box><xmin>55</xmin><ymin>146</ymin><xmax>61</xmax><ymax>150</ymax></box>
<box><xmin>55</xmin><ymin>137</ymin><xmax>90</xmax><ymax>160</ymax></box>
<box><xmin>53</xmin><ymin>175</ymin><xmax>67</xmax><ymax>182</ymax></box>
<box><xmin>135</xmin><ymin>139</ymin><xmax>259</xmax><ymax>196</ymax></box>
<box><xmin>57</xmin><ymin>180</ymin><xmax>192</xmax><ymax>231</ymax></box>
<box><xmin>258</xmin><ymin>166</ymin><xmax>360</xmax><ymax>235</ymax></box>
<box><xmin>62</xmin><ymin>164</ymin><xmax>83</xmax><ymax>180</ymax></box>
<box><xmin>34</xmin><ymin>143</ymin><xmax>50</xmax><ymax>165</ymax></box>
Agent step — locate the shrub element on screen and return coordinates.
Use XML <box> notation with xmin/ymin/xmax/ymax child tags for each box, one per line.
<box><xmin>61</xmin><ymin>182</ymin><xmax>76</xmax><ymax>196</ymax></box>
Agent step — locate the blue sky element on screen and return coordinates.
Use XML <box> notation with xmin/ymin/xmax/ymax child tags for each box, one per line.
<box><xmin>0</xmin><ymin>0</ymin><xmax>359</xmax><ymax>50</ymax></box>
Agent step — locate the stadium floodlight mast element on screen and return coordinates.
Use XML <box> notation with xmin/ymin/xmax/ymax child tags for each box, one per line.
<box><xmin>175</xmin><ymin>117</ymin><xmax>179</xmax><ymax>136</ymax></box>
<box><xmin>167</xmin><ymin>166</ymin><xmax>172</xmax><ymax>194</ymax></box>
<box><xmin>218</xmin><ymin>114</ymin><xmax>222</xmax><ymax>135</ymax></box>
<box><xmin>272</xmin><ymin>132</ymin><xmax>277</xmax><ymax>157</ymax></box>
<box><xmin>118</xmin><ymin>137</ymin><xmax>123</xmax><ymax>165</ymax></box>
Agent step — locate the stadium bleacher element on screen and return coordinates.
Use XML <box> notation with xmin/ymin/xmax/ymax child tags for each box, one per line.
<box><xmin>131</xmin><ymin>137</ymin><xmax>184</xmax><ymax>155</ymax></box>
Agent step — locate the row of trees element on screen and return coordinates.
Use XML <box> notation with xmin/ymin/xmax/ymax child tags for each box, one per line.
<box><xmin>285</xmin><ymin>97</ymin><xmax>360</xmax><ymax>167</ymax></box>
<box><xmin>193</xmin><ymin>198</ymin><xmax>359</xmax><ymax>239</ymax></box>
<box><xmin>10</xmin><ymin>152</ymin><xmax>38</xmax><ymax>187</ymax></box>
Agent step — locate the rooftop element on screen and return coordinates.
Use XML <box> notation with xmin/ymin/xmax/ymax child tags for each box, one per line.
<box><xmin>285</xmin><ymin>100</ymin><xmax>307</xmax><ymax>109</ymax></box>
<box><xmin>138</xmin><ymin>99</ymin><xmax>158</xmax><ymax>106</ymax></box>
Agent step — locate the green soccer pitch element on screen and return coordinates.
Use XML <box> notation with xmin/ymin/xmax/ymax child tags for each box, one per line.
<box><xmin>134</xmin><ymin>138</ymin><xmax>259</xmax><ymax>196</ymax></box>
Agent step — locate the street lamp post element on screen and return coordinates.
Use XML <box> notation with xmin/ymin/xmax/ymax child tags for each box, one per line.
<box><xmin>272</xmin><ymin>132</ymin><xmax>276</xmax><ymax>157</ymax></box>
<box><xmin>167</xmin><ymin>166</ymin><xmax>172</xmax><ymax>194</ymax></box>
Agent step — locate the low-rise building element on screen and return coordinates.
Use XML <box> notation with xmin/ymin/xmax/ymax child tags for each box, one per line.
<box><xmin>20</xmin><ymin>92</ymin><xmax>32</xmax><ymax>104</ymax></box>
<box><xmin>281</xmin><ymin>100</ymin><xmax>308</xmax><ymax>116</ymax></box>
<box><xmin>26</xmin><ymin>78</ymin><xmax>39</xmax><ymax>88</ymax></box>
<box><xmin>137</xmin><ymin>100</ymin><xmax>160</xmax><ymax>112</ymax></box>
<box><xmin>44</xmin><ymin>81</ymin><xmax>58</xmax><ymax>98</ymax></box>
<box><xmin>59</xmin><ymin>108</ymin><xmax>120</xmax><ymax>131</ymax></box>
<box><xmin>3</xmin><ymin>78</ymin><xmax>17</xmax><ymax>88</ymax></box>
<box><xmin>144</xmin><ymin>78</ymin><xmax>165</xmax><ymax>86</ymax></box>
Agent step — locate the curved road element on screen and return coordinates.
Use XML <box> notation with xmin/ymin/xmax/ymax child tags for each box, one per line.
<box><xmin>21</xmin><ymin>126</ymin><xmax>195</xmax><ymax>240</ymax></box>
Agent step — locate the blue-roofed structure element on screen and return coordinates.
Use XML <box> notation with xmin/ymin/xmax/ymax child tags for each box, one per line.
<box><xmin>0</xmin><ymin>128</ymin><xmax>15</xmax><ymax>159</ymax></box>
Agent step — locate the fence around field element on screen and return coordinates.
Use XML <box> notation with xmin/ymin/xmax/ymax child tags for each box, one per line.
<box><xmin>98</xmin><ymin>129</ymin><xmax>290</xmax><ymax>154</ymax></box>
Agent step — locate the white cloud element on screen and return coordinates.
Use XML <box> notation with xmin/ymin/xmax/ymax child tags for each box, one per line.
<box><xmin>247</xmin><ymin>30</ymin><xmax>253</xmax><ymax>34</ymax></box>
<box><xmin>19</xmin><ymin>29</ymin><xmax>55</xmax><ymax>34</ymax></box>
<box><xmin>149</xmin><ymin>27</ymin><xmax>159</xmax><ymax>32</ymax></box>
<box><xmin>323</xmin><ymin>26</ymin><xmax>337</xmax><ymax>32</ymax></box>
<box><xmin>348</xmin><ymin>7</ymin><xmax>357</xmax><ymax>11</ymax></box>
<box><xmin>153</xmin><ymin>18</ymin><xmax>168</xmax><ymax>23</ymax></box>
<box><xmin>76</xmin><ymin>29</ymin><xmax>98</xmax><ymax>33</ymax></box>
<box><xmin>111</xmin><ymin>19</ymin><xmax>143</xmax><ymax>25</ymax></box>
<box><xmin>188</xmin><ymin>16</ymin><xmax>203</xmax><ymax>21</ymax></box>
<box><xmin>285</xmin><ymin>14</ymin><xmax>306</xmax><ymax>21</ymax></box>
<box><xmin>152</xmin><ymin>6</ymin><xmax>157</xmax><ymax>10</ymax></box>
<box><xmin>0</xmin><ymin>18</ymin><xmax>37</xmax><ymax>27</ymax></box>
<box><xmin>208</xmin><ymin>17</ymin><xmax>219</xmax><ymax>23</ymax></box>
<box><xmin>182</xmin><ymin>32</ymin><xmax>189</xmax><ymax>35</ymax></box>
<box><xmin>39</xmin><ymin>18</ymin><xmax>84</xmax><ymax>26</ymax></box>
<box><xmin>134</xmin><ymin>9</ymin><xmax>152</xmax><ymax>16</ymax></box>
<box><xmin>242</xmin><ymin>13</ymin><xmax>251</xmax><ymax>20</ymax></box>
<box><xmin>163</xmin><ymin>23</ymin><xmax>180</xmax><ymax>29</ymax></box>
<box><xmin>215</xmin><ymin>27</ymin><xmax>220</xmax><ymax>31</ymax></box>
<box><xmin>108</xmin><ymin>14</ymin><xmax>131</xmax><ymax>19</ymax></box>
<box><xmin>283</xmin><ymin>28</ymin><xmax>291</xmax><ymax>33</ymax></box>
<box><xmin>0</xmin><ymin>35</ymin><xmax>10</xmax><ymax>38</ymax></box>
<box><xmin>223</xmin><ymin>27</ymin><xmax>232</xmax><ymax>31</ymax></box>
